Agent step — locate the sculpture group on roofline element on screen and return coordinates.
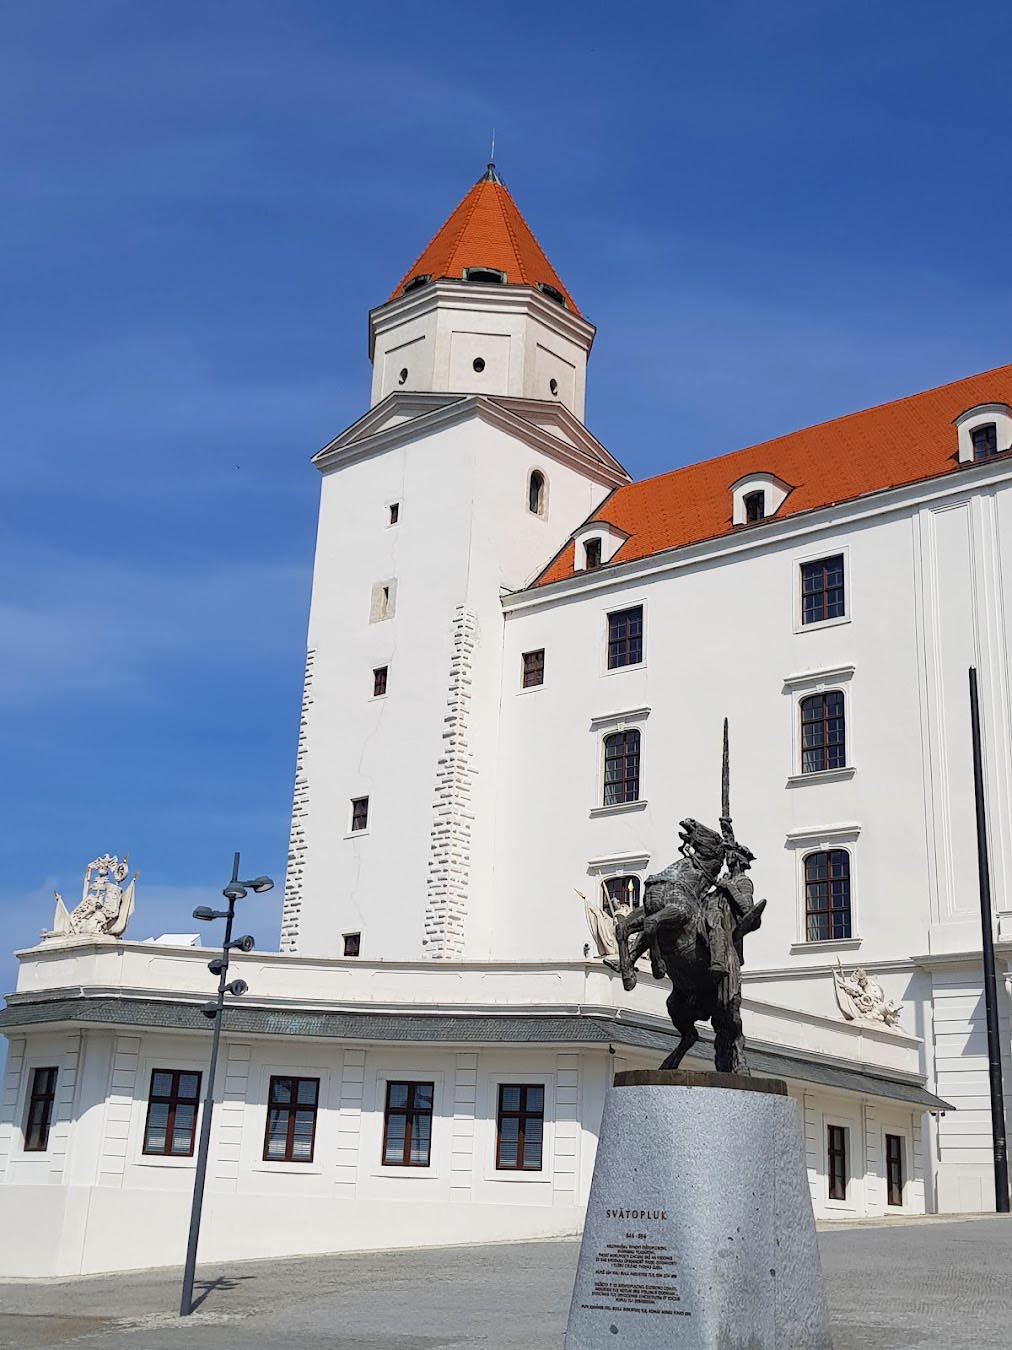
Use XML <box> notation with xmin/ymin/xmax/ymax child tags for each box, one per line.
<box><xmin>43</xmin><ymin>854</ymin><xmax>138</xmax><ymax>941</ymax></box>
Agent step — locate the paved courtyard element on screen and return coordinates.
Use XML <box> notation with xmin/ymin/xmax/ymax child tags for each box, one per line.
<box><xmin>0</xmin><ymin>1216</ymin><xmax>1008</xmax><ymax>1349</ymax></box>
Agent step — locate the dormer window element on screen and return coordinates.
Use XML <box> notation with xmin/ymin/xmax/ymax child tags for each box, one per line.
<box><xmin>537</xmin><ymin>282</ymin><xmax>566</xmax><ymax>307</ymax></box>
<box><xmin>528</xmin><ymin>470</ymin><xmax>547</xmax><ymax>517</ymax></box>
<box><xmin>463</xmin><ymin>266</ymin><xmax>506</xmax><ymax>285</ymax></box>
<box><xmin>584</xmin><ymin>538</ymin><xmax>603</xmax><ymax>570</ymax></box>
<box><xmin>972</xmin><ymin>423</ymin><xmax>998</xmax><ymax>461</ymax></box>
<box><xmin>955</xmin><ymin>404</ymin><xmax>1012</xmax><ymax>464</ymax></box>
<box><xmin>730</xmin><ymin>472</ymin><xmax>791</xmax><ymax>527</ymax></box>
<box><xmin>402</xmin><ymin>274</ymin><xmax>430</xmax><ymax>295</ymax></box>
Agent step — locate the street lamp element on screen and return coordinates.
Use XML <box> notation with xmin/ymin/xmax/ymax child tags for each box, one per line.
<box><xmin>180</xmin><ymin>851</ymin><xmax>274</xmax><ymax>1317</ymax></box>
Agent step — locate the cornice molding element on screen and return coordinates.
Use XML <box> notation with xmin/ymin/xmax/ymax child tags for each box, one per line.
<box><xmin>312</xmin><ymin>393</ymin><xmax>629</xmax><ymax>487</ymax></box>
<box><xmin>367</xmin><ymin>279</ymin><xmax>596</xmax><ymax>358</ymax></box>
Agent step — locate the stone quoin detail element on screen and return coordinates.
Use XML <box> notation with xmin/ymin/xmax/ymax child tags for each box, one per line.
<box><xmin>423</xmin><ymin>607</ymin><xmax>479</xmax><ymax>958</ymax></box>
<box><xmin>280</xmin><ymin>647</ymin><xmax>315</xmax><ymax>952</ymax></box>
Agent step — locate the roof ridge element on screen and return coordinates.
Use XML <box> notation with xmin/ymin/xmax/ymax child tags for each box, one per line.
<box><xmin>497</xmin><ymin>184</ymin><xmax>529</xmax><ymax>282</ymax></box>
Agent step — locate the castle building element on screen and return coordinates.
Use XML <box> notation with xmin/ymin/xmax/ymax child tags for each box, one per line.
<box><xmin>4</xmin><ymin>165</ymin><xmax>1011</xmax><ymax>1277</ymax></box>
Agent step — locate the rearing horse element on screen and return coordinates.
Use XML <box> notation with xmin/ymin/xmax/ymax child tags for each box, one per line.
<box><xmin>614</xmin><ymin>818</ymin><xmax>751</xmax><ymax>1075</ymax></box>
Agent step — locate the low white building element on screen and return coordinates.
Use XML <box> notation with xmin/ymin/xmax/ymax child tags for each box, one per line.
<box><xmin>4</xmin><ymin>163</ymin><xmax>1009</xmax><ymax>1278</ymax></box>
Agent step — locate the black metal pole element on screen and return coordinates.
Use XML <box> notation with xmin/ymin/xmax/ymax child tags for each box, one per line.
<box><xmin>968</xmin><ymin>667</ymin><xmax>1010</xmax><ymax>1213</ymax></box>
<box><xmin>180</xmin><ymin>851</ymin><xmax>240</xmax><ymax>1316</ymax></box>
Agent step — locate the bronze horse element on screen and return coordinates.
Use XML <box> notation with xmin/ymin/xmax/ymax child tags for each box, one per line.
<box><xmin>614</xmin><ymin>817</ymin><xmax>763</xmax><ymax>1075</ymax></box>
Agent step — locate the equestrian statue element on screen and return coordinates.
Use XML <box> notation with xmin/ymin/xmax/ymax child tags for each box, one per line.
<box><xmin>613</xmin><ymin>721</ymin><xmax>765</xmax><ymax>1074</ymax></box>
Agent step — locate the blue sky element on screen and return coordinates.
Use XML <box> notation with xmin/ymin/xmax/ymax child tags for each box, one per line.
<box><xmin>2</xmin><ymin>1</ymin><xmax>1010</xmax><ymax>1003</ymax></box>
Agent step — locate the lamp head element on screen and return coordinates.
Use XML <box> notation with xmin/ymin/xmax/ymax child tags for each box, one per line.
<box><xmin>193</xmin><ymin>906</ymin><xmax>218</xmax><ymax>922</ymax></box>
<box><xmin>222</xmin><ymin>882</ymin><xmax>248</xmax><ymax>902</ymax></box>
<box><xmin>249</xmin><ymin>876</ymin><xmax>274</xmax><ymax>894</ymax></box>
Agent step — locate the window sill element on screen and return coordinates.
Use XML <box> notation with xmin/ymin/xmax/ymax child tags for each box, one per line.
<box><xmin>344</xmin><ymin>829</ymin><xmax>370</xmax><ymax>840</ymax></box>
<box><xmin>794</xmin><ymin>614</ymin><xmax>850</xmax><ymax>635</ymax></box>
<box><xmin>136</xmin><ymin>1153</ymin><xmax>197</xmax><ymax>1169</ymax></box>
<box><xmin>786</xmin><ymin>766</ymin><xmax>856</xmax><ymax>787</ymax></box>
<box><xmin>590</xmin><ymin>800</ymin><xmax>648</xmax><ymax>819</ymax></box>
<box><xmin>603</xmin><ymin>661</ymin><xmax>646</xmax><ymax>678</ymax></box>
<box><xmin>516</xmin><ymin>682</ymin><xmax>545</xmax><ymax>695</ymax></box>
<box><xmin>789</xmin><ymin>938</ymin><xmax>862</xmax><ymax>954</ymax></box>
<box><xmin>252</xmin><ymin>1160</ymin><xmax>324</xmax><ymax>1175</ymax></box>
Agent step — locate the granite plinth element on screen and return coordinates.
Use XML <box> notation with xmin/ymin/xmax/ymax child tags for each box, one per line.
<box><xmin>564</xmin><ymin>1073</ymin><xmax>832</xmax><ymax>1349</ymax></box>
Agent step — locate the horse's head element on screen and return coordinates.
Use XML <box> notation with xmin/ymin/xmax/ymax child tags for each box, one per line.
<box><xmin>678</xmin><ymin>817</ymin><xmax>726</xmax><ymax>871</ymax></box>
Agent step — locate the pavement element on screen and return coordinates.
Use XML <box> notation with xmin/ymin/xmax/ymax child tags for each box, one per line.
<box><xmin>0</xmin><ymin>1216</ymin><xmax>1009</xmax><ymax>1349</ymax></box>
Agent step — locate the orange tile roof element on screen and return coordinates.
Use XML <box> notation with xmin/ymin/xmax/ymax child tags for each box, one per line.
<box><xmin>535</xmin><ymin>364</ymin><xmax>1012</xmax><ymax>585</ymax></box>
<box><xmin>388</xmin><ymin>167</ymin><xmax>581</xmax><ymax>316</ymax></box>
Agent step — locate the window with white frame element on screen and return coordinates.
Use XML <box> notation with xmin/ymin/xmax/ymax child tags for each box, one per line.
<box><xmin>603</xmin><ymin>729</ymin><xmax>641</xmax><ymax>805</ymax></box>
<box><xmin>800</xmin><ymin>555</ymin><xmax>845</xmax><ymax>626</ymax></box>
<box><xmin>800</xmin><ymin>691</ymin><xmax>846</xmax><ymax>773</ymax></box>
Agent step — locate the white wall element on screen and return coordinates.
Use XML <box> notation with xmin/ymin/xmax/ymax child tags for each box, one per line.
<box><xmin>288</xmin><ymin>412</ymin><xmax>613</xmax><ymax>962</ymax></box>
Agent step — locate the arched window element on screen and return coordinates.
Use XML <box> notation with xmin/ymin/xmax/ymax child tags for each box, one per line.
<box><xmin>804</xmin><ymin>850</ymin><xmax>851</xmax><ymax>941</ymax></box>
<box><xmin>603</xmin><ymin>729</ymin><xmax>640</xmax><ymax>806</ymax></box>
<box><xmin>528</xmin><ymin>470</ymin><xmax>546</xmax><ymax>517</ymax></box>
<box><xmin>800</xmin><ymin>691</ymin><xmax>846</xmax><ymax>773</ymax></box>
<box><xmin>602</xmin><ymin>876</ymin><xmax>641</xmax><ymax>911</ymax></box>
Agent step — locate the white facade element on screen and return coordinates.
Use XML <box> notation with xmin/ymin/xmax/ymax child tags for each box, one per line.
<box><xmin>3</xmin><ymin>169</ymin><xmax>1009</xmax><ymax>1276</ymax></box>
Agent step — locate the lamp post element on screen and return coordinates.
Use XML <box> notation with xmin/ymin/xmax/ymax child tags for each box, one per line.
<box><xmin>179</xmin><ymin>851</ymin><xmax>273</xmax><ymax>1317</ymax></box>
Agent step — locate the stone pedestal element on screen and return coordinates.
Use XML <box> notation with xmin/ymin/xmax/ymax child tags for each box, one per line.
<box><xmin>564</xmin><ymin>1071</ymin><xmax>831</xmax><ymax>1349</ymax></box>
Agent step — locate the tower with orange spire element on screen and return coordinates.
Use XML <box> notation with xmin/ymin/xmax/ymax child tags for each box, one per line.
<box><xmin>279</xmin><ymin>167</ymin><xmax>628</xmax><ymax>963</ymax></box>
<box><xmin>368</xmin><ymin>165</ymin><xmax>596</xmax><ymax>421</ymax></box>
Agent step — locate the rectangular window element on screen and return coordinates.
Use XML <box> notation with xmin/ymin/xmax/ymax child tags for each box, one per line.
<box><xmin>805</xmin><ymin>849</ymin><xmax>852</xmax><ymax>941</ymax></box>
<box><xmin>143</xmin><ymin>1069</ymin><xmax>202</xmax><ymax>1157</ymax></box>
<box><xmin>343</xmin><ymin>932</ymin><xmax>361</xmax><ymax>957</ymax></box>
<box><xmin>971</xmin><ymin>423</ymin><xmax>998</xmax><ymax>461</ymax></box>
<box><xmin>801</xmin><ymin>555</ymin><xmax>845</xmax><ymax>626</ymax></box>
<box><xmin>369</xmin><ymin>580</ymin><xmax>396</xmax><ymax>622</ymax></box>
<box><xmin>584</xmin><ymin>538</ymin><xmax>602</xmax><ymax>570</ymax></box>
<box><xmin>603</xmin><ymin>728</ymin><xmax>641</xmax><ymax>805</ymax></box>
<box><xmin>744</xmin><ymin>490</ymin><xmax>765</xmax><ymax>523</ymax></box>
<box><xmin>496</xmin><ymin>1084</ymin><xmax>545</xmax><ymax>1170</ymax></box>
<box><xmin>827</xmin><ymin>1124</ymin><xmax>848</xmax><ymax>1201</ymax></box>
<box><xmin>607</xmin><ymin>605</ymin><xmax>643</xmax><ymax>669</ymax></box>
<box><xmin>263</xmin><ymin>1075</ymin><xmax>319</xmax><ymax>1163</ymax></box>
<box><xmin>522</xmin><ymin>649</ymin><xmax>545</xmax><ymax>688</ymax></box>
<box><xmin>350</xmin><ymin>796</ymin><xmax>369</xmax><ymax>832</ymax></box>
<box><xmin>800</xmin><ymin>691</ymin><xmax>846</xmax><ymax>773</ymax></box>
<box><xmin>373</xmin><ymin>666</ymin><xmax>388</xmax><ymax>697</ymax></box>
<box><xmin>388</xmin><ymin>501</ymin><xmax>400</xmax><ymax>525</ymax></box>
<box><xmin>382</xmin><ymin>1081</ymin><xmax>434</xmax><ymax>1167</ymax></box>
<box><xmin>885</xmin><ymin>1134</ymin><xmax>904</xmax><ymax>1207</ymax></box>
<box><xmin>23</xmin><ymin>1067</ymin><xmax>58</xmax><ymax>1152</ymax></box>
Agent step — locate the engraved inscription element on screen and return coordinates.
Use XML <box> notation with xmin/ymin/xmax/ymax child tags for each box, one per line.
<box><xmin>578</xmin><ymin>1211</ymin><xmax>691</xmax><ymax>1320</ymax></box>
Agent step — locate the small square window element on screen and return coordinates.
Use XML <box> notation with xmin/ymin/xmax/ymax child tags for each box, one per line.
<box><xmin>343</xmin><ymin>932</ymin><xmax>361</xmax><ymax>957</ymax></box>
<box><xmin>522</xmin><ymin>649</ymin><xmax>545</xmax><ymax>688</ymax></box>
<box><xmin>373</xmin><ymin>666</ymin><xmax>388</xmax><ymax>697</ymax></box>
<box><xmin>388</xmin><ymin>502</ymin><xmax>400</xmax><ymax>525</ymax></box>
<box><xmin>800</xmin><ymin>555</ymin><xmax>845</xmax><ymax>626</ymax></box>
<box><xmin>607</xmin><ymin>606</ymin><xmax>643</xmax><ymax>669</ymax></box>
<box><xmin>350</xmin><ymin>797</ymin><xmax>369</xmax><ymax>832</ymax></box>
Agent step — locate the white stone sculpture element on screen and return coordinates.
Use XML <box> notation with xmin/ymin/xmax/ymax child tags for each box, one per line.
<box><xmin>580</xmin><ymin>884</ymin><xmax>635</xmax><ymax>961</ymax></box>
<box><xmin>833</xmin><ymin>960</ymin><xmax>902</xmax><ymax>1028</ymax></box>
<box><xmin>44</xmin><ymin>854</ymin><xmax>138</xmax><ymax>941</ymax></box>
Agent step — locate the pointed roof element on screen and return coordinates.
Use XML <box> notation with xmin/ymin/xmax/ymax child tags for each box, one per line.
<box><xmin>388</xmin><ymin>166</ymin><xmax>581</xmax><ymax>316</ymax></box>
